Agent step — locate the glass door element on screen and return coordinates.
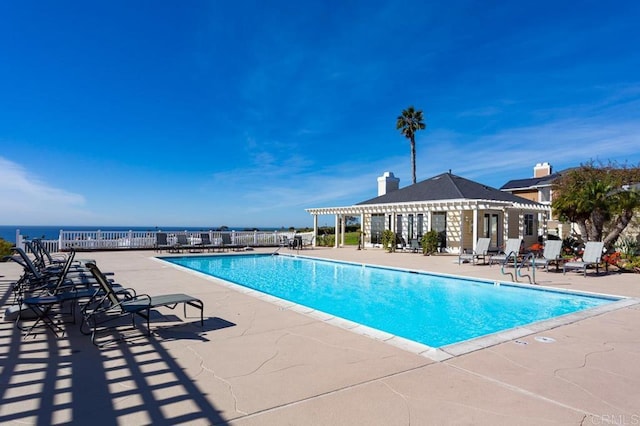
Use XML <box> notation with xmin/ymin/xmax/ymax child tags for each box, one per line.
<box><xmin>483</xmin><ymin>213</ymin><xmax>499</xmax><ymax>247</ymax></box>
<box><xmin>432</xmin><ymin>212</ymin><xmax>447</xmax><ymax>251</ymax></box>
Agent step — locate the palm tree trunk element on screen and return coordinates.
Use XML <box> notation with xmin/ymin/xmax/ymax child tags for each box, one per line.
<box><xmin>410</xmin><ymin>136</ymin><xmax>416</xmax><ymax>184</ymax></box>
<box><xmin>603</xmin><ymin>210</ymin><xmax>634</xmax><ymax>248</ymax></box>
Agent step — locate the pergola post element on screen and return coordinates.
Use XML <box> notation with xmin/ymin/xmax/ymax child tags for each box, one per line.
<box><xmin>518</xmin><ymin>210</ymin><xmax>524</xmax><ymax>240</ymax></box>
<box><xmin>334</xmin><ymin>215</ymin><xmax>340</xmax><ymax>248</ymax></box>
<box><xmin>312</xmin><ymin>214</ymin><xmax>318</xmax><ymax>248</ymax></box>
<box><xmin>503</xmin><ymin>209</ymin><xmax>509</xmax><ymax>246</ymax></box>
<box><xmin>472</xmin><ymin>207</ymin><xmax>479</xmax><ymax>251</ymax></box>
<box><xmin>360</xmin><ymin>212</ymin><xmax>365</xmax><ymax>249</ymax></box>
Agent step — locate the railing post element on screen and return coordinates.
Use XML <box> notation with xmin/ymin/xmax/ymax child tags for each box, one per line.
<box><xmin>16</xmin><ymin>228</ymin><xmax>24</xmax><ymax>250</ymax></box>
<box><xmin>128</xmin><ymin>230</ymin><xmax>133</xmax><ymax>249</ymax></box>
<box><xmin>59</xmin><ymin>229</ymin><xmax>64</xmax><ymax>251</ymax></box>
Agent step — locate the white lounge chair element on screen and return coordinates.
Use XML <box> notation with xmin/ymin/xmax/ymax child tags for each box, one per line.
<box><xmin>563</xmin><ymin>241</ymin><xmax>605</xmax><ymax>276</ymax></box>
<box><xmin>489</xmin><ymin>238</ymin><xmax>523</xmax><ymax>266</ymax></box>
<box><xmin>524</xmin><ymin>240</ymin><xmax>563</xmax><ymax>272</ymax></box>
<box><xmin>458</xmin><ymin>238</ymin><xmax>491</xmax><ymax>265</ymax></box>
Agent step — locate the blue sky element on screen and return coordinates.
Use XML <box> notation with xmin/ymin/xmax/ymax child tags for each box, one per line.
<box><xmin>1</xmin><ymin>1</ymin><xmax>639</xmax><ymax>229</ymax></box>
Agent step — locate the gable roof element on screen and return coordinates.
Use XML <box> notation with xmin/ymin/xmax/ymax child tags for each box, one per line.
<box><xmin>357</xmin><ymin>172</ymin><xmax>541</xmax><ymax>206</ymax></box>
<box><xmin>500</xmin><ymin>173</ymin><xmax>561</xmax><ymax>191</ymax></box>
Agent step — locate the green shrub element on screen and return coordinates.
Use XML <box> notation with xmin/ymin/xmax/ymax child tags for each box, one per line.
<box><xmin>615</xmin><ymin>237</ymin><xmax>640</xmax><ymax>258</ymax></box>
<box><xmin>317</xmin><ymin>234</ymin><xmax>335</xmax><ymax>247</ymax></box>
<box><xmin>0</xmin><ymin>238</ymin><xmax>13</xmax><ymax>259</ymax></box>
<box><xmin>421</xmin><ymin>230</ymin><xmax>439</xmax><ymax>255</ymax></box>
<box><xmin>381</xmin><ymin>230</ymin><xmax>396</xmax><ymax>252</ymax></box>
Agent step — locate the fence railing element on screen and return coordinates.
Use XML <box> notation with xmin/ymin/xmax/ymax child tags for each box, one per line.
<box><xmin>17</xmin><ymin>230</ymin><xmax>315</xmax><ymax>253</ymax></box>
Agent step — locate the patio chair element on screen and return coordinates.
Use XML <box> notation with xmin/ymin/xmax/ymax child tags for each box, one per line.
<box><xmin>26</xmin><ymin>239</ymin><xmax>67</xmax><ymax>270</ymax></box>
<box><xmin>6</xmin><ymin>247</ymin><xmax>97</xmax><ymax>301</ymax></box>
<box><xmin>278</xmin><ymin>235</ymin><xmax>290</xmax><ymax>248</ymax></box>
<box><xmin>221</xmin><ymin>233</ymin><xmax>243</xmax><ymax>251</ymax></box>
<box><xmin>563</xmin><ymin>241</ymin><xmax>605</xmax><ymax>277</ymax></box>
<box><xmin>27</xmin><ymin>240</ymin><xmax>95</xmax><ymax>275</ymax></box>
<box><xmin>409</xmin><ymin>238</ymin><xmax>421</xmax><ymax>253</ymax></box>
<box><xmin>524</xmin><ymin>240</ymin><xmax>563</xmax><ymax>272</ymax></box>
<box><xmin>488</xmin><ymin>238</ymin><xmax>523</xmax><ymax>266</ymax></box>
<box><xmin>169</xmin><ymin>233</ymin><xmax>190</xmax><ymax>253</ymax></box>
<box><xmin>155</xmin><ymin>232</ymin><xmax>171</xmax><ymax>252</ymax></box>
<box><xmin>199</xmin><ymin>233</ymin><xmax>216</xmax><ymax>252</ymax></box>
<box><xmin>12</xmin><ymin>250</ymin><xmax>121</xmax><ymax>335</ymax></box>
<box><xmin>458</xmin><ymin>237</ymin><xmax>491</xmax><ymax>265</ymax></box>
<box><xmin>301</xmin><ymin>234</ymin><xmax>315</xmax><ymax>249</ymax></box>
<box><xmin>81</xmin><ymin>263</ymin><xmax>204</xmax><ymax>346</ymax></box>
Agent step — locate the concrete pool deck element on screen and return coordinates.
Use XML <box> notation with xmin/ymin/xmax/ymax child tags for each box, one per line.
<box><xmin>1</xmin><ymin>247</ymin><xmax>639</xmax><ymax>424</ymax></box>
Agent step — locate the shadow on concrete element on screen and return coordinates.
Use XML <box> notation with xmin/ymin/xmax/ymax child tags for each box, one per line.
<box><xmin>0</xmin><ymin>281</ymin><xmax>233</xmax><ymax>425</ymax></box>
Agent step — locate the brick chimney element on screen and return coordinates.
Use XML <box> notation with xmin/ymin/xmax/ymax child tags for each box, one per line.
<box><xmin>377</xmin><ymin>171</ymin><xmax>400</xmax><ymax>196</ymax></box>
<box><xmin>533</xmin><ymin>162</ymin><xmax>552</xmax><ymax>177</ymax></box>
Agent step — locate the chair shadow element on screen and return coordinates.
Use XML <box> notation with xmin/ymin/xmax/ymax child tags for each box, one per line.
<box><xmin>153</xmin><ymin>316</ymin><xmax>236</xmax><ymax>341</ymax></box>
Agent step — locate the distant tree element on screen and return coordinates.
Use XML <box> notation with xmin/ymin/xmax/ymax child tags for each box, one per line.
<box><xmin>396</xmin><ymin>106</ymin><xmax>426</xmax><ymax>184</ymax></box>
<box><xmin>345</xmin><ymin>216</ymin><xmax>359</xmax><ymax>226</ymax></box>
<box><xmin>552</xmin><ymin>161</ymin><xmax>640</xmax><ymax>248</ymax></box>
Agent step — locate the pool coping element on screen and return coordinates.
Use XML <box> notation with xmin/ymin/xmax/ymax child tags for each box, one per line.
<box><xmin>154</xmin><ymin>253</ymin><xmax>640</xmax><ymax>362</ymax></box>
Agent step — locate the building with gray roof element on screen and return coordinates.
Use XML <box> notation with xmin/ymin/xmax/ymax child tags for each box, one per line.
<box><xmin>307</xmin><ymin>171</ymin><xmax>550</xmax><ymax>253</ymax></box>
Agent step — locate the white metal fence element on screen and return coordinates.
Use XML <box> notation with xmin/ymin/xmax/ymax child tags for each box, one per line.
<box><xmin>16</xmin><ymin>230</ymin><xmax>315</xmax><ymax>253</ymax></box>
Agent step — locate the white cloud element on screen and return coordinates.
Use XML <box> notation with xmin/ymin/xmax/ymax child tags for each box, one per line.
<box><xmin>0</xmin><ymin>157</ymin><xmax>94</xmax><ymax>224</ymax></box>
<box><xmin>419</xmin><ymin>115</ymin><xmax>640</xmax><ymax>187</ymax></box>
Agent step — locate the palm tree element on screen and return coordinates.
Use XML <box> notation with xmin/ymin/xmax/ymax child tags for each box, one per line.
<box><xmin>396</xmin><ymin>106</ymin><xmax>426</xmax><ymax>184</ymax></box>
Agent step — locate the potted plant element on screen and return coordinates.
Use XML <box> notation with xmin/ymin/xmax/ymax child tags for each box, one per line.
<box><xmin>357</xmin><ymin>230</ymin><xmax>366</xmax><ymax>250</ymax></box>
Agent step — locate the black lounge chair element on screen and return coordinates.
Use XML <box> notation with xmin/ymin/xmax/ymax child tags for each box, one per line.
<box><xmin>221</xmin><ymin>233</ymin><xmax>243</xmax><ymax>251</ymax></box>
<box><xmin>7</xmin><ymin>247</ymin><xmax>98</xmax><ymax>302</ymax></box>
<box><xmin>81</xmin><ymin>263</ymin><xmax>204</xmax><ymax>346</ymax></box>
<box><xmin>199</xmin><ymin>233</ymin><xmax>217</xmax><ymax>252</ymax></box>
<box><xmin>155</xmin><ymin>232</ymin><xmax>171</xmax><ymax>252</ymax></box>
<box><xmin>13</xmin><ymin>250</ymin><xmax>119</xmax><ymax>336</ymax></box>
<box><xmin>26</xmin><ymin>239</ymin><xmax>67</xmax><ymax>270</ymax></box>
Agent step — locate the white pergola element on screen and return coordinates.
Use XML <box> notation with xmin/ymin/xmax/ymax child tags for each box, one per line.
<box><xmin>306</xmin><ymin>198</ymin><xmax>551</xmax><ymax>251</ymax></box>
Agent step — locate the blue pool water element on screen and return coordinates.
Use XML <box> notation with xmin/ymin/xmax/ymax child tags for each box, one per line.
<box><xmin>164</xmin><ymin>254</ymin><xmax>616</xmax><ymax>348</ymax></box>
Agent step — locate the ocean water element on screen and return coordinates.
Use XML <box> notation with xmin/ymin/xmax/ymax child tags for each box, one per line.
<box><xmin>0</xmin><ymin>225</ymin><xmax>282</xmax><ymax>243</ymax></box>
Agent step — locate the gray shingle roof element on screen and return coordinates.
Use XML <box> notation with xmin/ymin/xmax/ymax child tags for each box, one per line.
<box><xmin>500</xmin><ymin>173</ymin><xmax>561</xmax><ymax>190</ymax></box>
<box><xmin>357</xmin><ymin>172</ymin><xmax>541</xmax><ymax>205</ymax></box>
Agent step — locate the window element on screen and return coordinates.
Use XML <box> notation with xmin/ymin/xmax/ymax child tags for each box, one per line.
<box><xmin>370</xmin><ymin>214</ymin><xmax>384</xmax><ymax>244</ymax></box>
<box><xmin>524</xmin><ymin>213</ymin><xmax>534</xmax><ymax>236</ymax></box>
<box><xmin>396</xmin><ymin>215</ymin><xmax>403</xmax><ymax>236</ymax></box>
<box><xmin>539</xmin><ymin>187</ymin><xmax>551</xmax><ymax>203</ymax></box>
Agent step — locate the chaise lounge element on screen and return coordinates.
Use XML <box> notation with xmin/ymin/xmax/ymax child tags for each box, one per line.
<box><xmin>81</xmin><ymin>263</ymin><xmax>204</xmax><ymax>346</ymax></box>
<box><xmin>563</xmin><ymin>241</ymin><xmax>605</xmax><ymax>277</ymax></box>
<box><xmin>524</xmin><ymin>239</ymin><xmax>563</xmax><ymax>272</ymax></box>
<box><xmin>458</xmin><ymin>237</ymin><xmax>491</xmax><ymax>265</ymax></box>
<box><xmin>488</xmin><ymin>238</ymin><xmax>523</xmax><ymax>266</ymax></box>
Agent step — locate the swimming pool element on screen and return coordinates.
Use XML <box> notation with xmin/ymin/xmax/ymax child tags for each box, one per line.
<box><xmin>163</xmin><ymin>254</ymin><xmax>617</xmax><ymax>348</ymax></box>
